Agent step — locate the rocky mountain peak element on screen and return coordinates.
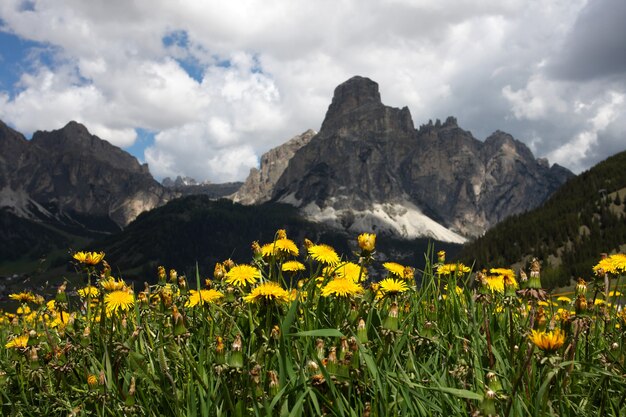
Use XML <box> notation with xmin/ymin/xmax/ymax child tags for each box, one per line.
<box><xmin>324</xmin><ymin>76</ymin><xmax>382</xmax><ymax>119</ymax></box>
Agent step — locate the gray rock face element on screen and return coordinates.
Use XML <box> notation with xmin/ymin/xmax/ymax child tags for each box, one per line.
<box><xmin>0</xmin><ymin>120</ymin><xmax>172</xmax><ymax>230</ymax></box>
<box><xmin>271</xmin><ymin>76</ymin><xmax>574</xmax><ymax>239</ymax></box>
<box><xmin>231</xmin><ymin>129</ymin><xmax>317</xmax><ymax>204</ymax></box>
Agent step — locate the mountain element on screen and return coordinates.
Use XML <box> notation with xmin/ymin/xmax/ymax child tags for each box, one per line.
<box><xmin>162</xmin><ymin>175</ymin><xmax>242</xmax><ymax>199</ymax></box>
<box><xmin>0</xmin><ymin>120</ymin><xmax>175</xmax><ymax>266</ymax></box>
<box><xmin>231</xmin><ymin>129</ymin><xmax>317</xmax><ymax>204</ymax></box>
<box><xmin>235</xmin><ymin>76</ymin><xmax>573</xmax><ymax>242</ymax></box>
<box><xmin>459</xmin><ymin>150</ymin><xmax>626</xmax><ymax>288</ymax></box>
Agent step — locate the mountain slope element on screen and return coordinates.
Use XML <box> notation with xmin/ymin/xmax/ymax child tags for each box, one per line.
<box><xmin>459</xmin><ymin>150</ymin><xmax>626</xmax><ymax>287</ymax></box>
<box><xmin>260</xmin><ymin>76</ymin><xmax>572</xmax><ymax>240</ymax></box>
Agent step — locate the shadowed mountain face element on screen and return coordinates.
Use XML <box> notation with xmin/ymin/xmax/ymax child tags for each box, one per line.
<box><xmin>0</xmin><ymin>120</ymin><xmax>172</xmax><ymax>232</ymax></box>
<box><xmin>258</xmin><ymin>76</ymin><xmax>573</xmax><ymax>240</ymax></box>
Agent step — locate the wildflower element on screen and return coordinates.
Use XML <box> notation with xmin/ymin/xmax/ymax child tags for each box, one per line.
<box><xmin>383</xmin><ymin>262</ymin><xmax>406</xmax><ymax>278</ymax></box>
<box><xmin>243</xmin><ymin>282</ymin><xmax>291</xmax><ymax>304</ymax></box>
<box><xmin>593</xmin><ymin>253</ymin><xmax>626</xmax><ymax>276</ymax></box>
<box><xmin>528</xmin><ymin>328</ymin><xmax>565</xmax><ymax>353</ymax></box>
<box><xmin>437</xmin><ymin>263</ymin><xmax>471</xmax><ymax>275</ymax></box>
<box><xmin>73</xmin><ymin>251</ymin><xmax>105</xmax><ymax>265</ymax></box>
<box><xmin>78</xmin><ymin>286</ymin><xmax>99</xmax><ymax>298</ymax></box>
<box><xmin>225</xmin><ymin>265</ymin><xmax>260</xmax><ymax>287</ymax></box>
<box><xmin>104</xmin><ymin>290</ymin><xmax>135</xmax><ymax>315</ymax></box>
<box><xmin>100</xmin><ymin>277</ymin><xmax>127</xmax><ymax>292</ymax></box>
<box><xmin>321</xmin><ymin>279</ymin><xmax>364</xmax><ymax>298</ymax></box>
<box><xmin>16</xmin><ymin>306</ymin><xmax>31</xmax><ymax>315</ymax></box>
<box><xmin>575</xmin><ymin>278</ymin><xmax>587</xmax><ymax>296</ymax></box>
<box><xmin>186</xmin><ymin>289</ymin><xmax>224</xmax><ymax>307</ymax></box>
<box><xmin>5</xmin><ymin>334</ymin><xmax>29</xmax><ymax>349</ymax></box>
<box><xmin>276</xmin><ymin>229</ymin><xmax>287</xmax><ymax>240</ymax></box>
<box><xmin>308</xmin><ymin>244</ymin><xmax>340</xmax><ymax>265</ymax></box>
<box><xmin>575</xmin><ymin>294</ymin><xmax>588</xmax><ymax>315</ymax></box>
<box><xmin>357</xmin><ymin>233</ymin><xmax>376</xmax><ymax>252</ymax></box>
<box><xmin>608</xmin><ymin>290</ymin><xmax>622</xmax><ymax>297</ymax></box>
<box><xmin>282</xmin><ymin>260</ymin><xmax>306</xmax><ymax>272</ymax></box>
<box><xmin>214</xmin><ymin>263</ymin><xmax>226</xmax><ymax>280</ymax></box>
<box><xmin>556</xmin><ymin>296</ymin><xmax>571</xmax><ymax>304</ymax></box>
<box><xmin>378</xmin><ymin>278</ymin><xmax>409</xmax><ymax>296</ymax></box>
<box><xmin>403</xmin><ymin>266</ymin><xmax>415</xmax><ymax>280</ymax></box>
<box><xmin>8</xmin><ymin>292</ymin><xmax>36</xmax><ymax>303</ymax></box>
<box><xmin>274</xmin><ymin>238</ymin><xmax>299</xmax><ymax>256</ymax></box>
<box><xmin>333</xmin><ymin>262</ymin><xmax>366</xmax><ymax>282</ymax></box>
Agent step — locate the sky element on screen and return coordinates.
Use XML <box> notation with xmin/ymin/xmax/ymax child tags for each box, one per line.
<box><xmin>1</xmin><ymin>0</ymin><xmax>625</xmax><ymax>183</ymax></box>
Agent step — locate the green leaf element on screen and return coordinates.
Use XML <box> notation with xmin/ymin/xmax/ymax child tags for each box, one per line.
<box><xmin>288</xmin><ymin>329</ymin><xmax>345</xmax><ymax>338</ymax></box>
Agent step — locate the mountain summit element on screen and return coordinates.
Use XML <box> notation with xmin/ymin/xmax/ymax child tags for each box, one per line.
<box><xmin>236</xmin><ymin>76</ymin><xmax>573</xmax><ymax>242</ymax></box>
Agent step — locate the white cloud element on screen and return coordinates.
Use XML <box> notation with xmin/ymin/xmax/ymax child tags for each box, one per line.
<box><xmin>0</xmin><ymin>0</ymin><xmax>624</xmax><ymax>182</ymax></box>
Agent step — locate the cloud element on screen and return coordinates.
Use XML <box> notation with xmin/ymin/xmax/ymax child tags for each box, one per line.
<box><xmin>0</xmin><ymin>0</ymin><xmax>625</xmax><ymax>182</ymax></box>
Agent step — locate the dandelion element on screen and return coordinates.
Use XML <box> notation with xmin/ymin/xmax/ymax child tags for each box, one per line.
<box><xmin>321</xmin><ymin>279</ymin><xmax>364</xmax><ymax>298</ymax></box>
<box><xmin>78</xmin><ymin>286</ymin><xmax>99</xmax><ymax>298</ymax></box>
<box><xmin>5</xmin><ymin>334</ymin><xmax>29</xmax><ymax>349</ymax></box>
<box><xmin>437</xmin><ymin>263</ymin><xmax>471</xmax><ymax>275</ymax></box>
<box><xmin>243</xmin><ymin>282</ymin><xmax>291</xmax><ymax>304</ymax></box>
<box><xmin>357</xmin><ymin>233</ymin><xmax>376</xmax><ymax>252</ymax></box>
<box><xmin>333</xmin><ymin>262</ymin><xmax>366</xmax><ymax>282</ymax></box>
<box><xmin>593</xmin><ymin>253</ymin><xmax>626</xmax><ymax>276</ymax></box>
<box><xmin>383</xmin><ymin>262</ymin><xmax>406</xmax><ymax>278</ymax></box>
<box><xmin>87</xmin><ymin>374</ymin><xmax>98</xmax><ymax>388</ymax></box>
<box><xmin>308</xmin><ymin>244</ymin><xmax>340</xmax><ymax>265</ymax></box>
<box><xmin>282</xmin><ymin>260</ymin><xmax>306</xmax><ymax>272</ymax></box>
<box><xmin>225</xmin><ymin>265</ymin><xmax>260</xmax><ymax>287</ymax></box>
<box><xmin>437</xmin><ymin>250</ymin><xmax>446</xmax><ymax>263</ymax></box>
<box><xmin>186</xmin><ymin>289</ymin><xmax>224</xmax><ymax>307</ymax></box>
<box><xmin>99</xmin><ymin>277</ymin><xmax>127</xmax><ymax>292</ymax></box>
<box><xmin>608</xmin><ymin>290</ymin><xmax>622</xmax><ymax>297</ymax></box>
<box><xmin>378</xmin><ymin>278</ymin><xmax>409</xmax><ymax>296</ymax></box>
<box><xmin>8</xmin><ymin>292</ymin><xmax>36</xmax><ymax>303</ymax></box>
<box><xmin>556</xmin><ymin>296</ymin><xmax>571</xmax><ymax>304</ymax></box>
<box><xmin>104</xmin><ymin>290</ymin><xmax>135</xmax><ymax>315</ymax></box>
<box><xmin>72</xmin><ymin>251</ymin><xmax>105</xmax><ymax>265</ymax></box>
<box><xmin>528</xmin><ymin>328</ymin><xmax>566</xmax><ymax>353</ymax></box>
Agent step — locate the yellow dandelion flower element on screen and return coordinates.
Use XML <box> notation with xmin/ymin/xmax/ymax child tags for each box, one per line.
<box><xmin>5</xmin><ymin>334</ymin><xmax>29</xmax><ymax>349</ymax></box>
<box><xmin>282</xmin><ymin>260</ymin><xmax>306</xmax><ymax>272</ymax></box>
<box><xmin>484</xmin><ymin>276</ymin><xmax>504</xmax><ymax>293</ymax></box>
<box><xmin>243</xmin><ymin>282</ymin><xmax>291</xmax><ymax>304</ymax></box>
<box><xmin>594</xmin><ymin>298</ymin><xmax>605</xmax><ymax>306</ymax></box>
<box><xmin>556</xmin><ymin>296</ymin><xmax>571</xmax><ymax>303</ymax></box>
<box><xmin>489</xmin><ymin>268</ymin><xmax>515</xmax><ymax>279</ymax></box>
<box><xmin>608</xmin><ymin>290</ymin><xmax>622</xmax><ymax>297</ymax></box>
<box><xmin>87</xmin><ymin>374</ymin><xmax>99</xmax><ymax>387</ymax></box>
<box><xmin>49</xmin><ymin>311</ymin><xmax>74</xmax><ymax>329</ymax></box>
<box><xmin>308</xmin><ymin>244</ymin><xmax>340</xmax><ymax>265</ymax></box>
<box><xmin>225</xmin><ymin>264</ymin><xmax>261</xmax><ymax>287</ymax></box>
<box><xmin>100</xmin><ymin>277</ymin><xmax>128</xmax><ymax>292</ymax></box>
<box><xmin>274</xmin><ymin>238</ymin><xmax>299</xmax><ymax>256</ymax></box>
<box><xmin>16</xmin><ymin>306</ymin><xmax>31</xmax><ymax>315</ymax></box>
<box><xmin>104</xmin><ymin>290</ymin><xmax>135</xmax><ymax>315</ymax></box>
<box><xmin>437</xmin><ymin>263</ymin><xmax>471</xmax><ymax>275</ymax></box>
<box><xmin>529</xmin><ymin>329</ymin><xmax>566</xmax><ymax>352</ymax></box>
<box><xmin>8</xmin><ymin>292</ymin><xmax>36</xmax><ymax>303</ymax></box>
<box><xmin>78</xmin><ymin>286</ymin><xmax>100</xmax><ymax>298</ymax></box>
<box><xmin>73</xmin><ymin>251</ymin><xmax>105</xmax><ymax>265</ymax></box>
<box><xmin>593</xmin><ymin>253</ymin><xmax>626</xmax><ymax>276</ymax></box>
<box><xmin>378</xmin><ymin>278</ymin><xmax>409</xmax><ymax>295</ymax></box>
<box><xmin>383</xmin><ymin>262</ymin><xmax>406</xmax><ymax>278</ymax></box>
<box><xmin>186</xmin><ymin>289</ymin><xmax>224</xmax><ymax>307</ymax></box>
<box><xmin>321</xmin><ymin>278</ymin><xmax>364</xmax><ymax>298</ymax></box>
<box><xmin>334</xmin><ymin>262</ymin><xmax>366</xmax><ymax>282</ymax></box>
<box><xmin>357</xmin><ymin>233</ymin><xmax>376</xmax><ymax>252</ymax></box>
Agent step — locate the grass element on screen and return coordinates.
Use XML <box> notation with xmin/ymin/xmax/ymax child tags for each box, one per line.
<box><xmin>1</xmin><ymin>232</ymin><xmax>625</xmax><ymax>416</ymax></box>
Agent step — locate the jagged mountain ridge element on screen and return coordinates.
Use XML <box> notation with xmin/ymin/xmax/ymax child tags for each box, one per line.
<box><xmin>235</xmin><ymin>76</ymin><xmax>573</xmax><ymax>241</ymax></box>
<box><xmin>0</xmin><ymin>120</ymin><xmax>172</xmax><ymax>232</ymax></box>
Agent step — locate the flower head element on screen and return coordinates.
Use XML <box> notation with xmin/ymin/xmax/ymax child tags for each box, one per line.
<box><xmin>308</xmin><ymin>244</ymin><xmax>340</xmax><ymax>265</ymax></box>
<box><xmin>73</xmin><ymin>251</ymin><xmax>105</xmax><ymax>265</ymax></box>
<box><xmin>225</xmin><ymin>264</ymin><xmax>261</xmax><ymax>287</ymax></box>
<box><xmin>593</xmin><ymin>253</ymin><xmax>626</xmax><ymax>276</ymax></box>
<box><xmin>333</xmin><ymin>262</ymin><xmax>366</xmax><ymax>282</ymax></box>
<box><xmin>282</xmin><ymin>260</ymin><xmax>306</xmax><ymax>272</ymax></box>
<box><xmin>243</xmin><ymin>282</ymin><xmax>291</xmax><ymax>304</ymax></box>
<box><xmin>357</xmin><ymin>233</ymin><xmax>376</xmax><ymax>252</ymax></box>
<box><xmin>8</xmin><ymin>292</ymin><xmax>36</xmax><ymax>303</ymax></box>
<box><xmin>378</xmin><ymin>278</ymin><xmax>409</xmax><ymax>296</ymax></box>
<box><xmin>262</xmin><ymin>239</ymin><xmax>299</xmax><ymax>257</ymax></box>
<box><xmin>383</xmin><ymin>262</ymin><xmax>406</xmax><ymax>278</ymax></box>
<box><xmin>5</xmin><ymin>334</ymin><xmax>29</xmax><ymax>349</ymax></box>
<box><xmin>321</xmin><ymin>279</ymin><xmax>364</xmax><ymax>298</ymax></box>
<box><xmin>529</xmin><ymin>328</ymin><xmax>566</xmax><ymax>353</ymax></box>
<box><xmin>104</xmin><ymin>290</ymin><xmax>135</xmax><ymax>316</ymax></box>
<box><xmin>78</xmin><ymin>286</ymin><xmax>100</xmax><ymax>298</ymax></box>
<box><xmin>186</xmin><ymin>289</ymin><xmax>224</xmax><ymax>307</ymax></box>
<box><xmin>437</xmin><ymin>263</ymin><xmax>471</xmax><ymax>276</ymax></box>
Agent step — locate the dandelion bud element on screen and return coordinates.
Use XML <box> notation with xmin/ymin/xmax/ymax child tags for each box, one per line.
<box><xmin>339</xmin><ymin>337</ymin><xmax>349</xmax><ymax>361</ymax></box>
<box><xmin>128</xmin><ymin>376</ymin><xmax>136</xmax><ymax>396</ymax></box>
<box><xmin>528</xmin><ymin>258</ymin><xmax>542</xmax><ymax>289</ymax></box>
<box><xmin>87</xmin><ymin>374</ymin><xmax>98</xmax><ymax>388</ymax></box>
<box><xmin>157</xmin><ymin>266</ymin><xmax>166</xmax><ymax>284</ymax></box>
<box><xmin>480</xmin><ymin>389</ymin><xmax>497</xmax><ymax>416</ymax></box>
<box><xmin>357</xmin><ymin>318</ymin><xmax>369</xmax><ymax>343</ymax></box>
<box><xmin>306</xmin><ymin>360</ymin><xmax>319</xmax><ymax>374</ymax></box>
<box><xmin>315</xmin><ymin>338</ymin><xmax>325</xmax><ymax>360</ymax></box>
<box><xmin>403</xmin><ymin>266</ymin><xmax>415</xmax><ymax>281</ymax></box>
<box><xmin>486</xmin><ymin>372</ymin><xmax>502</xmax><ymax>392</ymax></box>
<box><xmin>276</xmin><ymin>229</ymin><xmax>287</xmax><ymax>240</ymax></box>
<box><xmin>83</xmin><ymin>326</ymin><xmax>91</xmax><ymax>338</ymax></box>
<box><xmin>383</xmin><ymin>302</ymin><xmax>399</xmax><ymax>331</ymax></box>
<box><xmin>270</xmin><ymin>325</ymin><xmax>280</xmax><ymax>340</ymax></box>
<box><xmin>519</xmin><ymin>269</ymin><xmax>528</xmax><ymax>289</ymax></box>
<box><xmin>575</xmin><ymin>294</ymin><xmax>588</xmax><ymax>315</ymax></box>
<box><xmin>99</xmin><ymin>370</ymin><xmax>106</xmax><ymax>386</ymax></box>
<box><xmin>303</xmin><ymin>238</ymin><xmax>314</xmax><ymax>249</ymax></box>
<box><xmin>268</xmin><ymin>370</ymin><xmax>280</xmax><ymax>396</ymax></box>
<box><xmin>215</xmin><ymin>336</ymin><xmax>225</xmax><ymax>364</ymax></box>
<box><xmin>121</xmin><ymin>318</ymin><xmax>128</xmax><ymax>329</ymax></box>
<box><xmin>251</xmin><ymin>241</ymin><xmax>262</xmax><ymax>257</ymax></box>
<box><xmin>326</xmin><ymin>347</ymin><xmax>338</xmax><ymax>374</ymax></box>
<box><xmin>229</xmin><ymin>335</ymin><xmax>244</xmax><ymax>368</ymax></box>
<box><xmin>535</xmin><ymin>307</ymin><xmax>547</xmax><ymax>331</ymax></box>
<box><xmin>29</xmin><ymin>347</ymin><xmax>38</xmax><ymax>362</ymax></box>
<box><xmin>357</xmin><ymin>233</ymin><xmax>376</xmax><ymax>253</ymax></box>
<box><xmin>437</xmin><ymin>250</ymin><xmax>446</xmax><ymax>263</ymax></box>
<box><xmin>223</xmin><ymin>259</ymin><xmax>235</xmax><ymax>271</ymax></box>
<box><xmin>178</xmin><ymin>276</ymin><xmax>187</xmax><ymax>289</ymax></box>
<box><xmin>575</xmin><ymin>278</ymin><xmax>587</xmax><ymax>296</ymax></box>
<box><xmin>169</xmin><ymin>269</ymin><xmax>178</xmax><ymax>283</ymax></box>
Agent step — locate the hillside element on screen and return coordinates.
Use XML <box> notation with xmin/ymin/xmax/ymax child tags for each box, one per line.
<box><xmin>459</xmin><ymin>150</ymin><xmax>626</xmax><ymax>287</ymax></box>
<box><xmin>93</xmin><ymin>195</ymin><xmax>461</xmax><ymax>281</ymax></box>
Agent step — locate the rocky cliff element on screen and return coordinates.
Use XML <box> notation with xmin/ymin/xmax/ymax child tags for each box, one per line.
<box><xmin>231</xmin><ymin>129</ymin><xmax>317</xmax><ymax>204</ymax></box>
<box><xmin>261</xmin><ymin>76</ymin><xmax>573</xmax><ymax>241</ymax></box>
<box><xmin>0</xmin><ymin>120</ymin><xmax>172</xmax><ymax>232</ymax></box>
